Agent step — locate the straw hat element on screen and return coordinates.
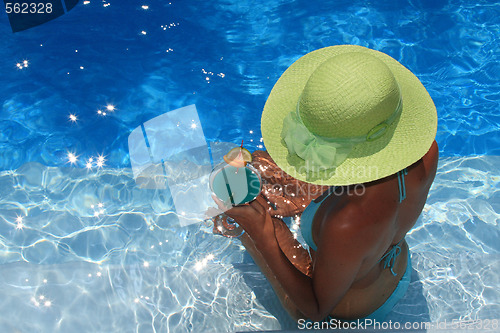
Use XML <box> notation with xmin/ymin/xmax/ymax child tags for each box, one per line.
<box><xmin>261</xmin><ymin>45</ymin><xmax>437</xmax><ymax>185</ymax></box>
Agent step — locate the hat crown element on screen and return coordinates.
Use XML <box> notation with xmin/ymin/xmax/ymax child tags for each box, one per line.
<box><xmin>299</xmin><ymin>52</ymin><xmax>401</xmax><ymax>138</ymax></box>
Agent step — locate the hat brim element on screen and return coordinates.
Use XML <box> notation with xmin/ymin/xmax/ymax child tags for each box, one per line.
<box><xmin>261</xmin><ymin>45</ymin><xmax>437</xmax><ymax>185</ymax></box>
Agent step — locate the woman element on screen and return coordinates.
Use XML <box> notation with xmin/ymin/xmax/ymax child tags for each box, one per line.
<box><xmin>214</xmin><ymin>45</ymin><xmax>438</xmax><ymax>322</ymax></box>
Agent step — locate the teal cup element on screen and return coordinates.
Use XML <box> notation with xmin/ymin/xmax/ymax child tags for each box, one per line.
<box><xmin>210</xmin><ymin>163</ymin><xmax>262</xmax><ymax>207</ymax></box>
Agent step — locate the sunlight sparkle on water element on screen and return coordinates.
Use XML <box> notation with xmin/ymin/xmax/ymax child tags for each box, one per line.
<box><xmin>194</xmin><ymin>254</ymin><xmax>214</xmax><ymax>271</ymax></box>
<box><xmin>15</xmin><ymin>215</ymin><xmax>24</xmax><ymax>230</ymax></box>
<box><xmin>91</xmin><ymin>203</ymin><xmax>105</xmax><ymax>218</ymax></box>
<box><xmin>67</xmin><ymin>152</ymin><xmax>78</xmax><ymax>165</ymax></box>
<box><xmin>96</xmin><ymin>154</ymin><xmax>106</xmax><ymax>168</ymax></box>
<box><xmin>16</xmin><ymin>60</ymin><xmax>29</xmax><ymax>69</ymax></box>
<box><xmin>31</xmin><ymin>295</ymin><xmax>52</xmax><ymax>308</ymax></box>
<box><xmin>31</xmin><ymin>297</ymin><xmax>40</xmax><ymax>307</ymax></box>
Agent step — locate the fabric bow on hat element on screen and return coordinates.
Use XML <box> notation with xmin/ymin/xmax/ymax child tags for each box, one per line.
<box><xmin>280</xmin><ymin>95</ymin><xmax>403</xmax><ymax>174</ymax></box>
<box><xmin>281</xmin><ymin>111</ymin><xmax>362</xmax><ymax>173</ymax></box>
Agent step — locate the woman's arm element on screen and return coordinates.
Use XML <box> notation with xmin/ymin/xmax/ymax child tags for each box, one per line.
<box><xmin>221</xmin><ymin>195</ymin><xmax>372</xmax><ymax>321</ymax></box>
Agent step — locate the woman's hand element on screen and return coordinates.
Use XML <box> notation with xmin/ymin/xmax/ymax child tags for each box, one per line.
<box><xmin>212</xmin><ymin>194</ymin><xmax>276</xmax><ymax>245</ymax></box>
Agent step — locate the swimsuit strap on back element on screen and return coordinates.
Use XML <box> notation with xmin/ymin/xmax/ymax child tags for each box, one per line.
<box><xmin>378</xmin><ymin>239</ymin><xmax>404</xmax><ymax>276</ymax></box>
<box><xmin>300</xmin><ymin>186</ymin><xmax>336</xmax><ymax>252</ymax></box>
<box><xmin>378</xmin><ymin>168</ymin><xmax>407</xmax><ymax>276</ymax></box>
<box><xmin>301</xmin><ymin>168</ymin><xmax>409</xmax><ymax>257</ymax></box>
<box><xmin>397</xmin><ymin>168</ymin><xmax>408</xmax><ymax>203</ymax></box>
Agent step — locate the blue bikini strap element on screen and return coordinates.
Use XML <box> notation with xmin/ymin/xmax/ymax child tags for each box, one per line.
<box><xmin>378</xmin><ymin>239</ymin><xmax>404</xmax><ymax>276</ymax></box>
<box><xmin>397</xmin><ymin>168</ymin><xmax>408</xmax><ymax>203</ymax></box>
<box><xmin>312</xmin><ymin>186</ymin><xmax>336</xmax><ymax>203</ymax></box>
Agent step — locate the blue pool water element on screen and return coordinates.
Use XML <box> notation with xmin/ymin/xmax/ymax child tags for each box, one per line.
<box><xmin>0</xmin><ymin>0</ymin><xmax>499</xmax><ymax>332</ymax></box>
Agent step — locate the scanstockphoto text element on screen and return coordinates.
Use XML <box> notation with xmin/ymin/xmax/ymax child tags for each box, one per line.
<box><xmin>297</xmin><ymin>318</ymin><xmax>500</xmax><ymax>331</ymax></box>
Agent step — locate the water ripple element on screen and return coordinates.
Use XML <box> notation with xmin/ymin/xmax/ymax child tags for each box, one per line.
<box><xmin>0</xmin><ymin>155</ymin><xmax>497</xmax><ymax>330</ymax></box>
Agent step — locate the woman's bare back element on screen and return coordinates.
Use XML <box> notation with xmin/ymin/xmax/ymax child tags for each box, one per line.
<box><xmin>311</xmin><ymin>140</ymin><xmax>439</xmax><ymax>318</ymax></box>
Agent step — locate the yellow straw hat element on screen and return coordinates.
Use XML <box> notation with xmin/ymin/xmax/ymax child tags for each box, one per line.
<box><xmin>261</xmin><ymin>45</ymin><xmax>437</xmax><ymax>185</ymax></box>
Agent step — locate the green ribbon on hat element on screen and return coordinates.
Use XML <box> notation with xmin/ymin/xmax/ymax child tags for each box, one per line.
<box><xmin>281</xmin><ymin>98</ymin><xmax>403</xmax><ymax>173</ymax></box>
